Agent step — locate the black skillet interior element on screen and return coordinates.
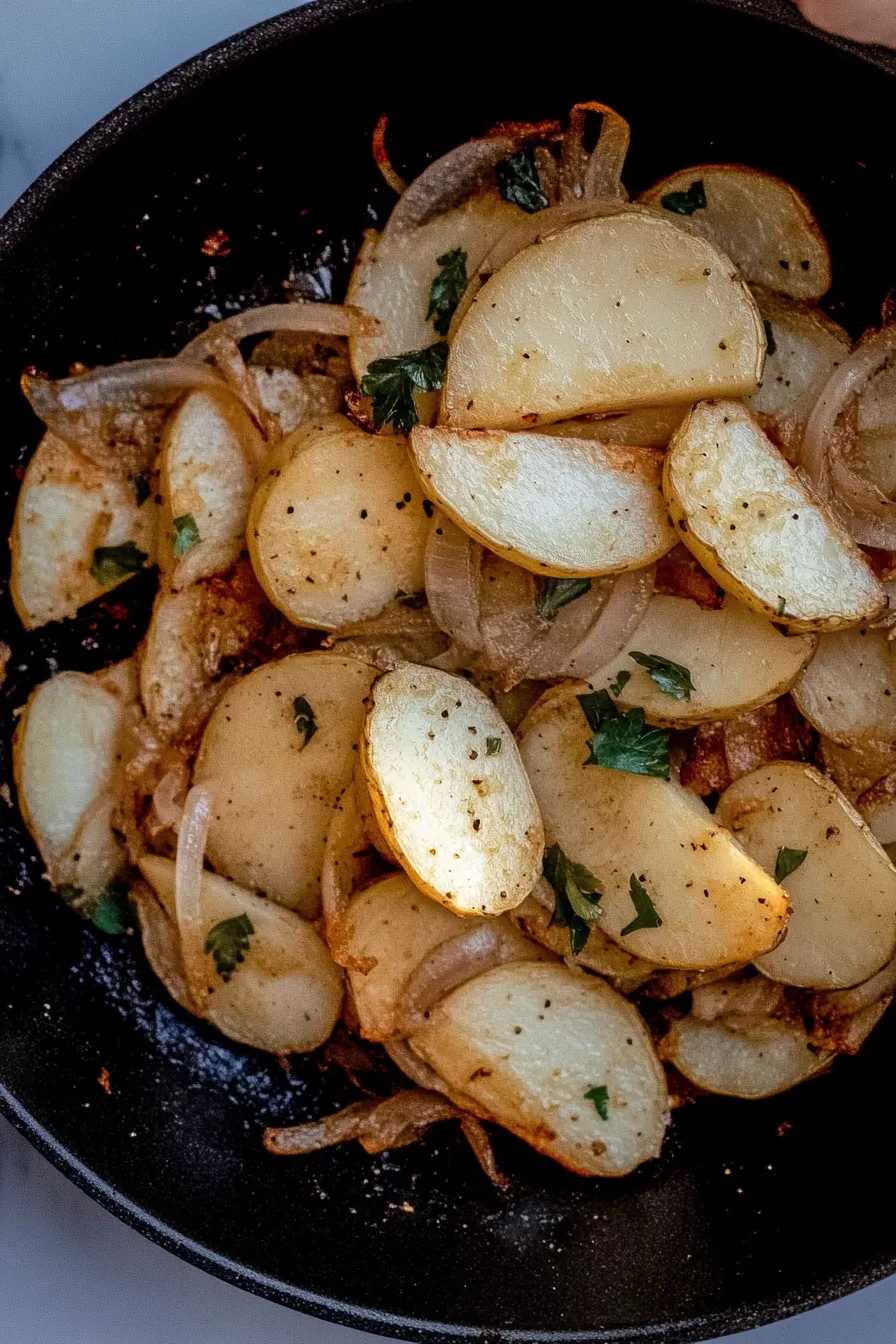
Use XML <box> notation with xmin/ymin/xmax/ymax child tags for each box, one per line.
<box><xmin>1</xmin><ymin>0</ymin><xmax>896</xmax><ymax>1340</ymax></box>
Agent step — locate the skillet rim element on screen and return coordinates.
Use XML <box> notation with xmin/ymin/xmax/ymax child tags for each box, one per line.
<box><xmin>1</xmin><ymin>0</ymin><xmax>895</xmax><ymax>1338</ymax></box>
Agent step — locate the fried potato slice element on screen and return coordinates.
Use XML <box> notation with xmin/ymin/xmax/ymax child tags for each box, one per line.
<box><xmin>410</xmin><ymin>427</ymin><xmax>675</xmax><ymax>576</ymax></box>
<box><xmin>248</xmin><ymin>416</ymin><xmax>430</xmax><ymax>630</ymax></box>
<box><xmin>409</xmin><ymin>961</ymin><xmax>668</xmax><ymax>1177</ymax></box>
<box><xmin>249</xmin><ymin>367</ymin><xmax>341</xmax><ymax>435</ymax></box>
<box><xmin>661</xmin><ymin>1014</ymin><xmax>832</xmax><ymax>1098</ymax></box>
<box><xmin>510</xmin><ymin>882</ymin><xmax>657</xmax><ymax>992</ymax></box>
<box><xmin>194</xmin><ymin>652</ymin><xmax>377</xmax><ymax>916</ymax></box>
<box><xmin>362</xmin><ymin>664</ymin><xmax>543</xmax><ymax>916</ymax></box>
<box><xmin>517</xmin><ymin>685</ymin><xmax>790</xmax><ymax>966</ymax></box>
<box><xmin>792</xmin><ymin>624</ymin><xmax>896</xmax><ymax>744</ymax></box>
<box><xmin>442</xmin><ymin>212</ymin><xmax>764</xmax><ymax>430</ymax></box>
<box><xmin>718</xmin><ymin>761</ymin><xmax>896</xmax><ymax>988</ymax></box>
<box><xmin>161</xmin><ymin>389</ymin><xmax>265</xmax><ymax>589</ymax></box>
<box><xmin>664</xmin><ymin>399</ymin><xmax>885</xmax><ymax>631</ymax></box>
<box><xmin>638</xmin><ymin>165</ymin><xmax>831</xmax><ymax>300</ymax></box>
<box><xmin>539</xmin><ymin>405</ymin><xmax>688</xmax><ymax>449</ymax></box>
<box><xmin>137</xmin><ymin>854</ymin><xmax>343</xmax><ymax>1053</ymax></box>
<box><xmin>11</xmin><ymin>432</ymin><xmax>157</xmax><ymax>629</ymax></box>
<box><xmin>585</xmin><ymin>593</ymin><xmax>815</xmax><ymax>724</ymax></box>
<box><xmin>13</xmin><ymin>661</ymin><xmax>139</xmax><ymax>904</ymax></box>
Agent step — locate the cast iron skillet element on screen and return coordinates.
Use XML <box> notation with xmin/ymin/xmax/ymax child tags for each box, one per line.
<box><xmin>2</xmin><ymin>0</ymin><xmax>896</xmax><ymax>1338</ymax></box>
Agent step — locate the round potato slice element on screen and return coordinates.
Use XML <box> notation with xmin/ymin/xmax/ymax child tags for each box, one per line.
<box><xmin>248</xmin><ymin>416</ymin><xmax>430</xmax><ymax>630</ymax></box>
<box><xmin>792</xmin><ymin>625</ymin><xmax>896</xmax><ymax>745</ymax></box>
<box><xmin>584</xmin><ymin>593</ymin><xmax>815</xmax><ymax>725</ymax></box>
<box><xmin>410</xmin><ymin>427</ymin><xmax>675</xmax><ymax>576</ymax></box>
<box><xmin>11</xmin><ymin>432</ymin><xmax>157</xmax><ymax>629</ymax></box>
<box><xmin>510</xmin><ymin>885</ymin><xmax>657</xmax><ymax>992</ymax></box>
<box><xmin>138</xmin><ymin>854</ymin><xmax>343</xmax><ymax>1053</ymax></box>
<box><xmin>161</xmin><ymin>388</ymin><xmax>265</xmax><ymax>590</ymax></box>
<box><xmin>363</xmin><ymin>664</ymin><xmax>543</xmax><ymax>916</ymax></box>
<box><xmin>409</xmin><ymin>961</ymin><xmax>669</xmax><ymax>1177</ymax></box>
<box><xmin>194</xmin><ymin>652</ymin><xmax>377</xmax><ymax>916</ymax></box>
<box><xmin>638</xmin><ymin>165</ymin><xmax>831</xmax><ymax>301</ymax></box>
<box><xmin>746</xmin><ymin>289</ymin><xmax>850</xmax><ymax>457</ymax></box>
<box><xmin>517</xmin><ymin>685</ymin><xmax>790</xmax><ymax>967</ymax></box>
<box><xmin>661</xmin><ymin>1014</ymin><xmax>833</xmax><ymax>1098</ymax></box>
<box><xmin>718</xmin><ymin>761</ymin><xmax>896</xmax><ymax>988</ymax></box>
<box><xmin>442</xmin><ymin>212</ymin><xmax>764</xmax><ymax>431</ymax></box>
<box><xmin>13</xmin><ymin>661</ymin><xmax>139</xmax><ymax>904</ymax></box>
<box><xmin>664</xmin><ymin>399</ymin><xmax>886</xmax><ymax>632</ymax></box>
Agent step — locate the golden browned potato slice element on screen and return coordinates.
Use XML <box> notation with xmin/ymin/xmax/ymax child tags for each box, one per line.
<box><xmin>410</xmin><ymin>428</ymin><xmax>675</xmax><ymax>576</ymax></box>
<box><xmin>13</xmin><ymin>661</ymin><xmax>139</xmax><ymax>904</ymax></box>
<box><xmin>138</xmin><ymin>855</ymin><xmax>343</xmax><ymax>1053</ymax></box>
<box><xmin>441</xmin><ymin>213</ymin><xmax>765</xmax><ymax>430</ymax></box>
<box><xmin>11</xmin><ymin>432</ymin><xmax>157</xmax><ymax>629</ymax></box>
<box><xmin>664</xmin><ymin>400</ymin><xmax>886</xmax><ymax>631</ymax></box>
<box><xmin>858</xmin><ymin>773</ymin><xmax>896</xmax><ymax>846</ymax></box>
<box><xmin>409</xmin><ymin>961</ymin><xmax>669</xmax><ymax>1177</ymax></box>
<box><xmin>585</xmin><ymin>593</ymin><xmax>815</xmax><ymax>725</ymax></box>
<box><xmin>248</xmin><ymin>416</ymin><xmax>430</xmax><ymax>630</ymax></box>
<box><xmin>139</xmin><ymin>585</ymin><xmax>212</xmax><ymax>742</ymax></box>
<box><xmin>718</xmin><ymin>761</ymin><xmax>896</xmax><ymax>988</ymax></box>
<box><xmin>194</xmin><ymin>652</ymin><xmax>377</xmax><ymax>916</ymax></box>
<box><xmin>792</xmin><ymin>625</ymin><xmax>896</xmax><ymax>744</ymax></box>
<box><xmin>161</xmin><ymin>389</ymin><xmax>265</xmax><ymax>590</ymax></box>
<box><xmin>539</xmin><ymin>405</ymin><xmax>688</xmax><ymax>449</ymax></box>
<box><xmin>638</xmin><ymin>166</ymin><xmax>831</xmax><ymax>300</ymax></box>
<box><xmin>661</xmin><ymin>1014</ymin><xmax>833</xmax><ymax>1098</ymax></box>
<box><xmin>363</xmin><ymin>664</ymin><xmax>543</xmax><ymax>917</ymax></box>
<box><xmin>746</xmin><ymin>289</ymin><xmax>850</xmax><ymax>457</ymax></box>
<box><xmin>517</xmin><ymin>686</ymin><xmax>789</xmax><ymax>966</ymax></box>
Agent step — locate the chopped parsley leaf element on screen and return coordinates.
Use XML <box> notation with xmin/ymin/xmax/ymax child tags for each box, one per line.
<box><xmin>91</xmin><ymin>882</ymin><xmax>134</xmax><ymax>934</ymax></box>
<box><xmin>660</xmin><ymin>179</ymin><xmax>707</xmax><ymax>216</ymax></box>
<box><xmin>584</xmin><ymin>1084</ymin><xmax>610</xmax><ymax>1121</ymax></box>
<box><xmin>775</xmin><ymin>846</ymin><xmax>808</xmax><ymax>883</ymax></box>
<box><xmin>629</xmin><ymin>650</ymin><xmax>695</xmax><ymax>701</ymax></box>
<box><xmin>496</xmin><ymin>148</ymin><xmax>549</xmax><ymax>214</ymax></box>
<box><xmin>544</xmin><ymin>842</ymin><xmax>603</xmax><ymax>956</ymax></box>
<box><xmin>293</xmin><ymin>696</ymin><xmax>318</xmax><ymax>749</ymax></box>
<box><xmin>577</xmin><ymin>690</ymin><xmax>670</xmax><ymax>778</ymax></box>
<box><xmin>172</xmin><ymin>513</ymin><xmax>201</xmax><ymax>557</ymax></box>
<box><xmin>360</xmin><ymin>342</ymin><xmax>449</xmax><ymax>433</ymax></box>
<box><xmin>427</xmin><ymin>248</ymin><xmax>468</xmax><ymax>336</ymax></box>
<box><xmin>620</xmin><ymin>874</ymin><xmax>663</xmax><ymax>936</ymax></box>
<box><xmin>205</xmin><ymin>913</ymin><xmax>254</xmax><ymax>979</ymax></box>
<box><xmin>609</xmin><ymin>669</ymin><xmax>631</xmax><ymax>697</ymax></box>
<box><xmin>776</xmin><ymin>596</ymin><xmax>787</xmax><ymax>617</ymax></box>
<box><xmin>763</xmin><ymin>320</ymin><xmax>777</xmax><ymax>357</ymax></box>
<box><xmin>90</xmin><ymin>540</ymin><xmax>148</xmax><ymax>585</ymax></box>
<box><xmin>535</xmin><ymin>577</ymin><xmax>592</xmax><ymax>620</ymax></box>
<box><xmin>395</xmin><ymin>589</ymin><xmax>428</xmax><ymax>609</ymax></box>
<box><xmin>485</xmin><ymin>736</ymin><xmax>502</xmax><ymax>756</ymax></box>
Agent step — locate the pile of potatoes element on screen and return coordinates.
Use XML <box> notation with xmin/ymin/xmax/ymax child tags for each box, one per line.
<box><xmin>13</xmin><ymin>101</ymin><xmax>896</xmax><ymax>1183</ymax></box>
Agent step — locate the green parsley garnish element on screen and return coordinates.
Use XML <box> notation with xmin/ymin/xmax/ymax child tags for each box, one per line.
<box><xmin>91</xmin><ymin>882</ymin><xmax>134</xmax><ymax>934</ymax></box>
<box><xmin>620</xmin><ymin>874</ymin><xmax>663</xmax><ymax>937</ymax></box>
<box><xmin>577</xmin><ymin>689</ymin><xmax>670</xmax><ymax>778</ymax></box>
<box><xmin>496</xmin><ymin>148</ymin><xmax>549</xmax><ymax>214</ymax></box>
<box><xmin>628</xmin><ymin>651</ymin><xmax>695</xmax><ymax>701</ymax></box>
<box><xmin>293</xmin><ymin>696</ymin><xmax>318</xmax><ymax>749</ymax></box>
<box><xmin>485</xmin><ymin>736</ymin><xmax>502</xmax><ymax>756</ymax></box>
<box><xmin>130</xmin><ymin>471</ymin><xmax>152</xmax><ymax>506</ymax></box>
<box><xmin>543</xmin><ymin>843</ymin><xmax>603</xmax><ymax>956</ymax></box>
<box><xmin>360</xmin><ymin>342</ymin><xmax>449</xmax><ymax>434</ymax></box>
<box><xmin>775</xmin><ymin>847</ymin><xmax>808</xmax><ymax>883</ymax></box>
<box><xmin>395</xmin><ymin>589</ymin><xmax>427</xmax><ymax>609</ymax></box>
<box><xmin>763</xmin><ymin>320</ymin><xmax>777</xmax><ymax>357</ymax></box>
<box><xmin>609</xmin><ymin>669</ymin><xmax>631</xmax><ymax>697</ymax></box>
<box><xmin>205</xmin><ymin>913</ymin><xmax>254</xmax><ymax>979</ymax></box>
<box><xmin>172</xmin><ymin>513</ymin><xmax>201</xmax><ymax>557</ymax></box>
<box><xmin>660</xmin><ymin>179</ymin><xmax>707</xmax><ymax>216</ymax></box>
<box><xmin>776</xmin><ymin>596</ymin><xmax>787</xmax><ymax>617</ymax></box>
<box><xmin>427</xmin><ymin>248</ymin><xmax>468</xmax><ymax>336</ymax></box>
<box><xmin>584</xmin><ymin>1084</ymin><xmax>610</xmax><ymax>1121</ymax></box>
<box><xmin>90</xmin><ymin>540</ymin><xmax>148</xmax><ymax>585</ymax></box>
<box><xmin>535</xmin><ymin>577</ymin><xmax>592</xmax><ymax>621</ymax></box>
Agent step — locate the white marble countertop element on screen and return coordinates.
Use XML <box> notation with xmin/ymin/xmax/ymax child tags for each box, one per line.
<box><xmin>1</xmin><ymin>2</ymin><xmax>895</xmax><ymax>1340</ymax></box>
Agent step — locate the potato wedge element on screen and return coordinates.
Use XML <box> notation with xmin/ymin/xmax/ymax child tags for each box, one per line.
<box><xmin>718</xmin><ymin>761</ymin><xmax>896</xmax><ymax>988</ymax></box>
<box><xmin>138</xmin><ymin>854</ymin><xmax>343</xmax><ymax>1053</ymax></box>
<box><xmin>792</xmin><ymin>625</ymin><xmax>896</xmax><ymax>745</ymax></box>
<box><xmin>11</xmin><ymin>432</ymin><xmax>157</xmax><ymax>629</ymax></box>
<box><xmin>510</xmin><ymin>884</ymin><xmax>657</xmax><ymax>992</ymax></box>
<box><xmin>161</xmin><ymin>389</ymin><xmax>265</xmax><ymax>590</ymax></box>
<box><xmin>664</xmin><ymin>400</ymin><xmax>885</xmax><ymax>631</ymax></box>
<box><xmin>517</xmin><ymin>686</ymin><xmax>789</xmax><ymax>966</ymax></box>
<box><xmin>441</xmin><ymin>213</ymin><xmax>764</xmax><ymax>430</ymax></box>
<box><xmin>249</xmin><ymin>366</ymin><xmax>341</xmax><ymax>436</ymax></box>
<box><xmin>13</xmin><ymin>661</ymin><xmax>139</xmax><ymax>905</ymax></box>
<box><xmin>194</xmin><ymin>652</ymin><xmax>377</xmax><ymax>915</ymax></box>
<box><xmin>638</xmin><ymin>166</ymin><xmax>831</xmax><ymax>300</ymax></box>
<box><xmin>747</xmin><ymin>289</ymin><xmax>850</xmax><ymax>457</ymax></box>
<box><xmin>661</xmin><ymin>1014</ymin><xmax>832</xmax><ymax>1098</ymax></box>
<box><xmin>585</xmin><ymin>593</ymin><xmax>815</xmax><ymax>724</ymax></box>
<box><xmin>409</xmin><ymin>961</ymin><xmax>668</xmax><ymax>1177</ymax></box>
<box><xmin>362</xmin><ymin>664</ymin><xmax>543</xmax><ymax>916</ymax></box>
<box><xmin>410</xmin><ymin>427</ymin><xmax>675</xmax><ymax>576</ymax></box>
<box><xmin>140</xmin><ymin>585</ymin><xmax>212</xmax><ymax>742</ymax></box>
<box><xmin>248</xmin><ymin>416</ymin><xmax>430</xmax><ymax>630</ymax></box>
<box><xmin>540</xmin><ymin>405</ymin><xmax>688</xmax><ymax>449</ymax></box>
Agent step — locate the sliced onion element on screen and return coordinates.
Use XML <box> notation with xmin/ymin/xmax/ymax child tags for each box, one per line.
<box><xmin>560</xmin><ymin>103</ymin><xmax>630</xmax><ymax>204</ymax></box>
<box><xmin>263</xmin><ymin>1098</ymin><xmax>380</xmax><ymax>1154</ymax></box>
<box><xmin>476</xmin><ymin>553</ymin><xmax>542</xmax><ymax>687</ymax></box>
<box><xmin>179</xmin><ymin>302</ymin><xmax>378</xmax><ymax>362</ymax></box>
<box><xmin>152</xmin><ymin>769</ymin><xmax>186</xmax><ymax>831</ymax></box>
<box><xmin>383</xmin><ymin>136</ymin><xmax>523</xmax><ymax>240</ymax></box>
<box><xmin>356</xmin><ymin>1089</ymin><xmax>463</xmax><ymax>1153</ymax></box>
<box><xmin>561</xmin><ymin>566</ymin><xmax>655</xmax><ymax>678</ymax></box>
<box><xmin>320</xmin><ymin>801</ymin><xmax>378</xmax><ymax>958</ymax></box>
<box><xmin>523</xmin><ymin>578</ymin><xmax>616</xmax><ymax>680</ymax></box>
<box><xmin>372</xmin><ymin>113</ymin><xmax>407</xmax><ymax>195</ymax></box>
<box><xmin>174</xmin><ymin>783</ymin><xmax>213</xmax><ymax>1016</ymax></box>
<box><xmin>396</xmin><ymin>921</ymin><xmax>543</xmax><ymax>1036</ymax></box>
<box><xmin>23</xmin><ymin>359</ymin><xmax>225</xmax><ymax>421</ymax></box>
<box><xmin>182</xmin><ymin>329</ymin><xmax>275</xmax><ymax>439</ymax></box>
<box><xmin>459</xmin><ymin>1116</ymin><xmax>510</xmax><ymax>1189</ymax></box>
<box><xmin>424</xmin><ymin>513</ymin><xmax>483</xmax><ymax>650</ymax></box>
